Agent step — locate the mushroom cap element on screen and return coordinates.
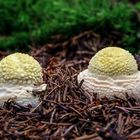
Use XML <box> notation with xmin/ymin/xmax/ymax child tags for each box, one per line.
<box><xmin>78</xmin><ymin>47</ymin><xmax>140</xmax><ymax>100</ymax></box>
<box><xmin>88</xmin><ymin>47</ymin><xmax>138</xmax><ymax>77</ymax></box>
<box><xmin>0</xmin><ymin>53</ymin><xmax>43</xmax><ymax>85</ymax></box>
<box><xmin>0</xmin><ymin>53</ymin><xmax>46</xmax><ymax>106</ymax></box>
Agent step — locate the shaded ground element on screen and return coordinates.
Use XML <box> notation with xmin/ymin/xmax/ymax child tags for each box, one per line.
<box><xmin>0</xmin><ymin>31</ymin><xmax>140</xmax><ymax>140</ymax></box>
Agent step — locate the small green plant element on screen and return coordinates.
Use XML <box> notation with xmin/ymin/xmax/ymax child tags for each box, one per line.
<box><xmin>0</xmin><ymin>0</ymin><xmax>140</xmax><ymax>52</ymax></box>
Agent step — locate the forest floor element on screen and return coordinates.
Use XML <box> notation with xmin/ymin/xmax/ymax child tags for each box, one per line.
<box><xmin>0</xmin><ymin>31</ymin><xmax>140</xmax><ymax>140</ymax></box>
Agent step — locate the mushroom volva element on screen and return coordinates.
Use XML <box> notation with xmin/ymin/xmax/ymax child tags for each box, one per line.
<box><xmin>78</xmin><ymin>47</ymin><xmax>140</xmax><ymax>100</ymax></box>
<box><xmin>0</xmin><ymin>53</ymin><xmax>46</xmax><ymax>106</ymax></box>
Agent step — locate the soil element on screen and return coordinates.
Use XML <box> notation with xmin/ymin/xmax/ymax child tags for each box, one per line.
<box><xmin>0</xmin><ymin>31</ymin><xmax>140</xmax><ymax>140</ymax></box>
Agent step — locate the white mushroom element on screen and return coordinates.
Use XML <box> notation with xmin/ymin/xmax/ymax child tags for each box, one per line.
<box><xmin>78</xmin><ymin>47</ymin><xmax>140</xmax><ymax>100</ymax></box>
<box><xmin>0</xmin><ymin>53</ymin><xmax>47</xmax><ymax>106</ymax></box>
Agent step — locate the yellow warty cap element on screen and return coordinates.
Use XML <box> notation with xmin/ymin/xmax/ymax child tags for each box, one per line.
<box><xmin>88</xmin><ymin>47</ymin><xmax>138</xmax><ymax>76</ymax></box>
<box><xmin>0</xmin><ymin>53</ymin><xmax>43</xmax><ymax>85</ymax></box>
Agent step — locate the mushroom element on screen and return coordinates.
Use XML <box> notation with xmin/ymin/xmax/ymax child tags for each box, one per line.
<box><xmin>0</xmin><ymin>53</ymin><xmax>47</xmax><ymax>106</ymax></box>
<box><xmin>77</xmin><ymin>47</ymin><xmax>140</xmax><ymax>100</ymax></box>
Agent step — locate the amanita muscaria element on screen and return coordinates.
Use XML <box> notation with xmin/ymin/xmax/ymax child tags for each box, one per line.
<box><xmin>78</xmin><ymin>47</ymin><xmax>140</xmax><ymax>100</ymax></box>
<box><xmin>0</xmin><ymin>53</ymin><xmax>46</xmax><ymax>106</ymax></box>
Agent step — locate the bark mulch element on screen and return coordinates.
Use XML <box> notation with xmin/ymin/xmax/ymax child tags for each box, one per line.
<box><xmin>0</xmin><ymin>31</ymin><xmax>140</xmax><ymax>140</ymax></box>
